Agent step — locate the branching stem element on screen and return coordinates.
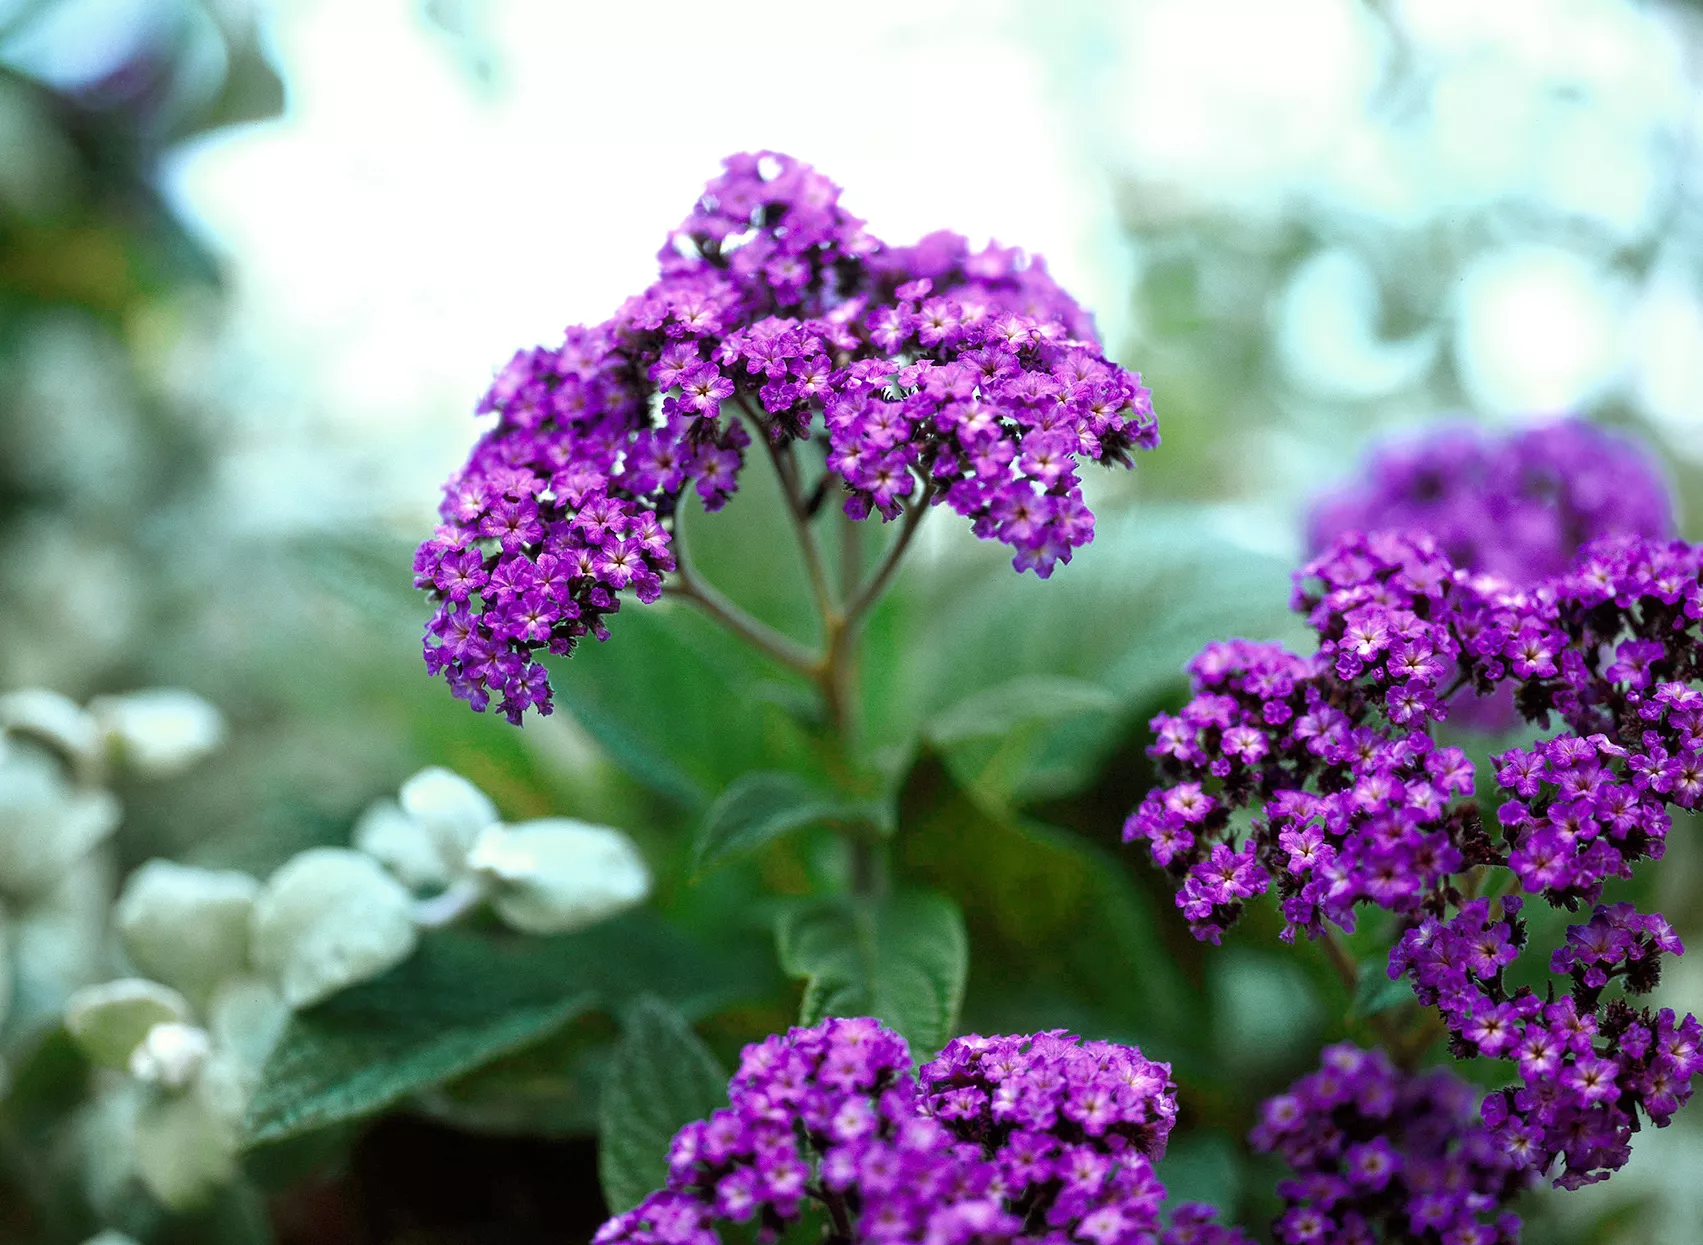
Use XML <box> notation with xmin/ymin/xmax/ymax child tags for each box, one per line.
<box><xmin>665</xmin><ymin>408</ymin><xmax>933</xmax><ymax>901</ymax></box>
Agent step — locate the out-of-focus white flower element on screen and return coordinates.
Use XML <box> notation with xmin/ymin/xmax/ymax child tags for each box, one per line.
<box><xmin>250</xmin><ymin>847</ymin><xmax>417</xmax><ymax>1008</ymax></box>
<box><xmin>83</xmin><ymin>1232</ymin><xmax>143</xmax><ymax>1245</ymax></box>
<box><xmin>88</xmin><ymin>689</ymin><xmax>226</xmax><ymax>778</ymax></box>
<box><xmin>466</xmin><ymin>818</ymin><xmax>650</xmax><ymax>936</ymax></box>
<box><xmin>397</xmin><ymin>766</ymin><xmax>499</xmax><ymax>875</ymax></box>
<box><xmin>353</xmin><ymin>797</ymin><xmax>453</xmax><ymax>891</ymax></box>
<box><xmin>128</xmin><ymin>1021</ymin><xmax>212</xmax><ymax>1091</ymax></box>
<box><xmin>0</xmin><ymin>739</ymin><xmax>120</xmax><ymax>899</ymax></box>
<box><xmin>206</xmin><ymin>975</ymin><xmax>289</xmax><ymax>1073</ymax></box>
<box><xmin>132</xmin><ymin>1053</ymin><xmax>246</xmax><ymax>1209</ymax></box>
<box><xmin>114</xmin><ymin>860</ymin><xmax>259</xmax><ymax>1006</ymax></box>
<box><xmin>64</xmin><ymin>978</ymin><xmax>193</xmax><ymax>1069</ymax></box>
<box><xmin>7</xmin><ymin>852</ymin><xmax>113</xmax><ymax>1033</ymax></box>
<box><xmin>0</xmin><ymin>690</ymin><xmax>101</xmax><ymax>772</ymax></box>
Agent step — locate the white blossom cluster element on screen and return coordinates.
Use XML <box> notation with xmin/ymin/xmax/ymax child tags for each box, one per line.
<box><xmin>1</xmin><ymin>687</ymin><xmax>651</xmax><ymax>1219</ymax></box>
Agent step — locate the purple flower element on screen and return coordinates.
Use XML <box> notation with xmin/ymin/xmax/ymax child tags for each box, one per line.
<box><xmin>418</xmin><ymin>152</ymin><xmax>1159</xmax><ymax>721</ymax></box>
<box><xmin>1307</xmin><ymin>420</ymin><xmax>1673</xmax><ymax>585</ymax></box>
<box><xmin>593</xmin><ymin>1018</ymin><xmax>1209</xmax><ymax>1245</ymax></box>
<box><xmin>1250</xmin><ymin>1045</ymin><xmax>1530</xmax><ymax>1245</ymax></box>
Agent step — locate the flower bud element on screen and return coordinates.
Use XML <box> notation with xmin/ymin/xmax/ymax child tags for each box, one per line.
<box><xmin>64</xmin><ymin>978</ymin><xmax>192</xmax><ymax>1069</ymax></box>
<box><xmin>128</xmin><ymin>1021</ymin><xmax>212</xmax><ymax>1090</ymax></box>
<box><xmin>88</xmin><ymin>689</ymin><xmax>225</xmax><ymax>778</ymax></box>
<box><xmin>114</xmin><ymin>860</ymin><xmax>258</xmax><ymax>1006</ymax></box>
<box><xmin>397</xmin><ymin>767</ymin><xmax>498</xmax><ymax>872</ymax></box>
<box><xmin>0</xmin><ymin>740</ymin><xmax>120</xmax><ymax>899</ymax></box>
<box><xmin>353</xmin><ymin>798</ymin><xmax>452</xmax><ymax>891</ymax></box>
<box><xmin>466</xmin><ymin>818</ymin><xmax>650</xmax><ymax>935</ymax></box>
<box><xmin>250</xmin><ymin>848</ymin><xmax>418</xmax><ymax>1008</ymax></box>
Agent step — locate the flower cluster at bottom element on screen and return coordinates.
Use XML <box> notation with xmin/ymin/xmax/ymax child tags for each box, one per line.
<box><xmin>593</xmin><ymin>1018</ymin><xmax>1250</xmax><ymax>1245</ymax></box>
<box><xmin>1251</xmin><ymin>1044</ymin><xmax>1531</xmax><ymax>1245</ymax></box>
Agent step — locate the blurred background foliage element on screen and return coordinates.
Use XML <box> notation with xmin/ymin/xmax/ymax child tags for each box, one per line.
<box><xmin>2</xmin><ymin>0</ymin><xmax>1703</xmax><ymax>1243</ymax></box>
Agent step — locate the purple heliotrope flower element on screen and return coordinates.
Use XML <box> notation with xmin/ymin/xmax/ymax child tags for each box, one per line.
<box><xmin>1251</xmin><ymin>1044</ymin><xmax>1530</xmax><ymax>1245</ymax></box>
<box><xmin>1125</xmin><ymin>530</ymin><xmax>1703</xmax><ymax>1189</ymax></box>
<box><xmin>1307</xmin><ymin>419</ymin><xmax>1674</xmax><ymax>585</ymax></box>
<box><xmin>416</xmin><ymin>152</ymin><xmax>1158</xmax><ymax>722</ymax></box>
<box><xmin>592</xmin><ymin>1017</ymin><xmax>1248</xmax><ymax>1245</ymax></box>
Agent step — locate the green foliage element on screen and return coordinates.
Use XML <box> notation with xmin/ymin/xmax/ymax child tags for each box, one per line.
<box><xmin>891</xmin><ymin>752</ymin><xmax>1200</xmax><ymax>1062</ymax></box>
<box><xmin>924</xmin><ymin>674</ymin><xmax>1118</xmax><ymax>746</ymax></box>
<box><xmin>1351</xmin><ymin>956</ymin><xmax>1416</xmax><ymax>1019</ymax></box>
<box><xmin>775</xmin><ymin>890</ymin><xmax>968</xmax><ymax>1056</ymax></box>
<box><xmin>597</xmin><ymin>997</ymin><xmax>729</xmax><ymax>1214</ymax></box>
<box><xmin>551</xmin><ymin>605</ymin><xmax>826</xmax><ymax>807</ymax></box>
<box><xmin>694</xmin><ymin>770</ymin><xmax>885</xmax><ymax>876</ymax></box>
<box><xmin>244</xmin><ymin>914</ymin><xmax>761</xmax><ymax>1147</ymax></box>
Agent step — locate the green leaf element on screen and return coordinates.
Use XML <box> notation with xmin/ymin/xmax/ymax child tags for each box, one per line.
<box><xmin>924</xmin><ymin>675</ymin><xmax>1118</xmax><ymax>746</ymax></box>
<box><xmin>243</xmin><ymin>912</ymin><xmax>761</xmax><ymax>1147</ymax></box>
<box><xmin>695</xmin><ymin>771</ymin><xmax>882</xmax><ymax>875</ymax></box>
<box><xmin>1351</xmin><ymin>958</ymin><xmax>1414</xmax><ymax>1018</ymax></box>
<box><xmin>552</xmin><ymin>605</ymin><xmax>825</xmax><ymax>807</ymax></box>
<box><xmin>891</xmin><ymin>752</ymin><xmax>1200</xmax><ymax>1063</ymax></box>
<box><xmin>776</xmin><ymin>891</ymin><xmax>967</xmax><ymax>1055</ymax></box>
<box><xmin>597</xmin><ymin>998</ymin><xmax>729</xmax><ymax>1214</ymax></box>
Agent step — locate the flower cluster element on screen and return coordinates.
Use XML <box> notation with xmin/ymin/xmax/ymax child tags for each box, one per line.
<box><xmin>1126</xmin><ymin>530</ymin><xmax>1703</xmax><ymax>943</ymax></box>
<box><xmin>1124</xmin><ymin>534</ymin><xmax>1488</xmax><ymax>945</ymax></box>
<box><xmin>1393</xmin><ymin>898</ymin><xmax>1702</xmax><ymax>1189</ymax></box>
<box><xmin>592</xmin><ymin>1017</ymin><xmax>1238</xmax><ymax>1245</ymax></box>
<box><xmin>1307</xmin><ymin>419</ymin><xmax>1673</xmax><ymax>584</ymax></box>
<box><xmin>1250</xmin><ymin>1044</ymin><xmax>1530</xmax><ymax>1245</ymax></box>
<box><xmin>1126</xmin><ymin>499</ymin><xmax>1703</xmax><ymax>1188</ymax></box>
<box><xmin>416</xmin><ymin>152</ymin><xmax>1157</xmax><ymax>722</ymax></box>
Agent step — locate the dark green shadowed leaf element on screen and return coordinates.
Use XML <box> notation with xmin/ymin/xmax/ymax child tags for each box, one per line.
<box><xmin>775</xmin><ymin>891</ymin><xmax>967</xmax><ymax>1056</ymax></box>
<box><xmin>891</xmin><ymin>752</ymin><xmax>1198</xmax><ymax>1061</ymax></box>
<box><xmin>924</xmin><ymin>675</ymin><xmax>1118</xmax><ymax>746</ymax></box>
<box><xmin>550</xmin><ymin>604</ymin><xmax>827</xmax><ymax>807</ymax></box>
<box><xmin>243</xmin><ymin>913</ymin><xmax>760</xmax><ymax>1147</ymax></box>
<box><xmin>694</xmin><ymin>770</ymin><xmax>885</xmax><ymax>875</ymax></box>
<box><xmin>597</xmin><ymin>998</ymin><xmax>729</xmax><ymax>1214</ymax></box>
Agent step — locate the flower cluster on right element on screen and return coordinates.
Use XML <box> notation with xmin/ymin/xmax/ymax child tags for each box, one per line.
<box><xmin>1125</xmin><ymin>419</ymin><xmax>1701</xmax><ymax>1228</ymax></box>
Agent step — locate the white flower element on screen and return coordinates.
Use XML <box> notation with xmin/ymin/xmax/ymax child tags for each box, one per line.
<box><xmin>250</xmin><ymin>848</ymin><xmax>418</xmax><ymax>1008</ymax></box>
<box><xmin>132</xmin><ymin>1053</ymin><xmax>247</xmax><ymax>1209</ymax></box>
<box><xmin>466</xmin><ymin>818</ymin><xmax>651</xmax><ymax>936</ymax></box>
<box><xmin>0</xmin><ymin>690</ymin><xmax>101</xmax><ymax>772</ymax></box>
<box><xmin>0</xmin><ymin>740</ymin><xmax>120</xmax><ymax>899</ymax></box>
<box><xmin>88</xmin><ymin>689</ymin><xmax>226</xmax><ymax>778</ymax></box>
<box><xmin>128</xmin><ymin>1022</ymin><xmax>212</xmax><ymax>1091</ymax></box>
<box><xmin>352</xmin><ymin>798</ymin><xmax>453</xmax><ymax>891</ymax></box>
<box><xmin>397</xmin><ymin>767</ymin><xmax>500</xmax><ymax>874</ymax></box>
<box><xmin>64</xmin><ymin>978</ymin><xmax>192</xmax><ymax>1069</ymax></box>
<box><xmin>114</xmin><ymin>860</ymin><xmax>259</xmax><ymax>1006</ymax></box>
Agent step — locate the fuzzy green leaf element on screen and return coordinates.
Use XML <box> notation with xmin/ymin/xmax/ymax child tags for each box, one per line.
<box><xmin>597</xmin><ymin>998</ymin><xmax>729</xmax><ymax>1214</ymax></box>
<box><xmin>776</xmin><ymin>891</ymin><xmax>967</xmax><ymax>1056</ymax></box>
<box><xmin>694</xmin><ymin>771</ymin><xmax>882</xmax><ymax>874</ymax></box>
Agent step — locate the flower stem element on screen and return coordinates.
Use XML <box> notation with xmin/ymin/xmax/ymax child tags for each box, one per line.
<box><xmin>670</xmin><ymin>412</ymin><xmax>930</xmax><ymax>903</ymax></box>
<box><xmin>1322</xmin><ymin>928</ymin><xmax>1423</xmax><ymax>1066</ymax></box>
<box><xmin>842</xmin><ymin>475</ymin><xmax>933</xmax><ymax>633</ymax></box>
<box><xmin>666</xmin><ymin>517</ymin><xmax>820</xmax><ymax>678</ymax></box>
